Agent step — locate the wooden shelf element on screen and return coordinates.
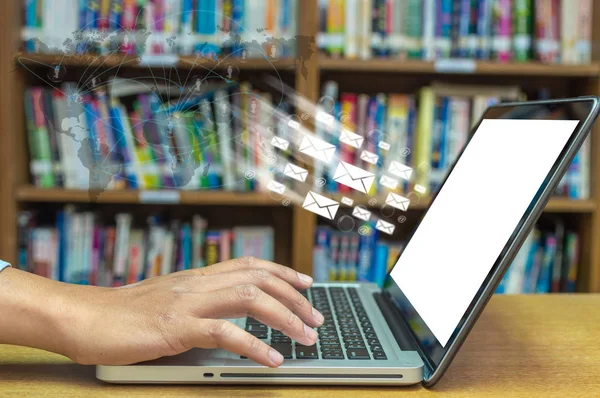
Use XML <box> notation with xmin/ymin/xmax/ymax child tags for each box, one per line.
<box><xmin>15</xmin><ymin>186</ymin><xmax>285</xmax><ymax>206</ymax></box>
<box><xmin>320</xmin><ymin>57</ymin><xmax>600</xmax><ymax>77</ymax></box>
<box><xmin>15</xmin><ymin>53</ymin><xmax>297</xmax><ymax>70</ymax></box>
<box><xmin>334</xmin><ymin>194</ymin><xmax>596</xmax><ymax>213</ymax></box>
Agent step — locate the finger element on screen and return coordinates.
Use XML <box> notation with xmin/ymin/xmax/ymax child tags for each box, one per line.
<box><xmin>188</xmin><ymin>319</ymin><xmax>284</xmax><ymax>367</ymax></box>
<box><xmin>194</xmin><ymin>269</ymin><xmax>324</xmax><ymax>327</ymax></box>
<box><xmin>195</xmin><ymin>285</ymin><xmax>318</xmax><ymax>346</ymax></box>
<box><xmin>191</xmin><ymin>257</ymin><xmax>313</xmax><ymax>290</ymax></box>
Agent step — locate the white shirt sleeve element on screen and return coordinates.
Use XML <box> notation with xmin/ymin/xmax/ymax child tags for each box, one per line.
<box><xmin>0</xmin><ymin>260</ymin><xmax>11</xmax><ymax>274</ymax></box>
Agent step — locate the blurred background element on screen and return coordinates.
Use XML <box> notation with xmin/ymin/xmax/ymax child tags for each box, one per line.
<box><xmin>0</xmin><ymin>0</ymin><xmax>599</xmax><ymax>295</ymax></box>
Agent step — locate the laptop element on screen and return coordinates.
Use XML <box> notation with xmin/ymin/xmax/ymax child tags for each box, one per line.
<box><xmin>97</xmin><ymin>97</ymin><xmax>600</xmax><ymax>387</ymax></box>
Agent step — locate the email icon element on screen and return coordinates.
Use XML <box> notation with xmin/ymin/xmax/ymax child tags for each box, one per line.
<box><xmin>302</xmin><ymin>191</ymin><xmax>339</xmax><ymax>220</ymax></box>
<box><xmin>299</xmin><ymin>135</ymin><xmax>337</xmax><ymax>164</ymax></box>
<box><xmin>385</xmin><ymin>192</ymin><xmax>410</xmax><ymax>211</ymax></box>
<box><xmin>380</xmin><ymin>175</ymin><xmax>399</xmax><ymax>190</ymax></box>
<box><xmin>283</xmin><ymin>162</ymin><xmax>308</xmax><ymax>182</ymax></box>
<box><xmin>267</xmin><ymin>180</ymin><xmax>286</xmax><ymax>194</ymax></box>
<box><xmin>376</xmin><ymin>219</ymin><xmax>396</xmax><ymax>235</ymax></box>
<box><xmin>332</xmin><ymin>161</ymin><xmax>375</xmax><ymax>194</ymax></box>
<box><xmin>341</xmin><ymin>196</ymin><xmax>354</xmax><ymax>206</ymax></box>
<box><xmin>360</xmin><ymin>150</ymin><xmax>379</xmax><ymax>165</ymax></box>
<box><xmin>388</xmin><ymin>161</ymin><xmax>413</xmax><ymax>180</ymax></box>
<box><xmin>414</xmin><ymin>184</ymin><xmax>427</xmax><ymax>194</ymax></box>
<box><xmin>352</xmin><ymin>206</ymin><xmax>371</xmax><ymax>221</ymax></box>
<box><xmin>316</xmin><ymin>112</ymin><xmax>335</xmax><ymax>127</ymax></box>
<box><xmin>339</xmin><ymin>129</ymin><xmax>364</xmax><ymax>149</ymax></box>
<box><xmin>378</xmin><ymin>141</ymin><xmax>391</xmax><ymax>151</ymax></box>
<box><xmin>270</xmin><ymin>136</ymin><xmax>289</xmax><ymax>151</ymax></box>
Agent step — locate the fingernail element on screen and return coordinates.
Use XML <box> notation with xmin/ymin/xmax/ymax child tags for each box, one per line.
<box><xmin>312</xmin><ymin>308</ymin><xmax>324</xmax><ymax>325</ymax></box>
<box><xmin>304</xmin><ymin>324</ymin><xmax>318</xmax><ymax>342</ymax></box>
<box><xmin>298</xmin><ymin>272</ymin><xmax>313</xmax><ymax>285</ymax></box>
<box><xmin>269</xmin><ymin>348</ymin><xmax>284</xmax><ymax>366</ymax></box>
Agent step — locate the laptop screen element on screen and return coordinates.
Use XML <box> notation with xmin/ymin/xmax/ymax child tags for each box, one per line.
<box><xmin>383</xmin><ymin>100</ymin><xmax>594</xmax><ymax>367</ymax></box>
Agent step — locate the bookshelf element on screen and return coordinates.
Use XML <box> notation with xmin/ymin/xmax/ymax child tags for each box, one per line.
<box><xmin>1</xmin><ymin>0</ymin><xmax>600</xmax><ymax>292</ymax></box>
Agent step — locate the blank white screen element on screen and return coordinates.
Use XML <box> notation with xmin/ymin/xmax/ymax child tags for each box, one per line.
<box><xmin>390</xmin><ymin>119</ymin><xmax>578</xmax><ymax>347</ymax></box>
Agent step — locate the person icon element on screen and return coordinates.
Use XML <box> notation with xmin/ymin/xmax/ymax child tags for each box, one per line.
<box><xmin>270</xmin><ymin>44</ymin><xmax>277</xmax><ymax>58</ymax></box>
<box><xmin>91</xmin><ymin>77</ymin><xmax>97</xmax><ymax>87</ymax></box>
<box><xmin>250</xmin><ymin>100</ymin><xmax>257</xmax><ymax>114</ymax></box>
<box><xmin>124</xmin><ymin>35</ymin><xmax>129</xmax><ymax>47</ymax></box>
<box><xmin>241</xmin><ymin>49</ymin><xmax>247</xmax><ymax>60</ymax></box>
<box><xmin>227</xmin><ymin>65</ymin><xmax>233</xmax><ymax>79</ymax></box>
<box><xmin>195</xmin><ymin>78</ymin><xmax>202</xmax><ymax>91</ymax></box>
<box><xmin>53</xmin><ymin>65</ymin><xmax>60</xmax><ymax>80</ymax></box>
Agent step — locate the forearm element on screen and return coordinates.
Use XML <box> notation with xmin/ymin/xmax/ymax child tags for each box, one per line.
<box><xmin>0</xmin><ymin>268</ymin><xmax>73</xmax><ymax>356</ymax></box>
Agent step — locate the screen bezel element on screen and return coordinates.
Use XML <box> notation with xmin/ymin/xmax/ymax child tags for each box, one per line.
<box><xmin>381</xmin><ymin>97</ymin><xmax>599</xmax><ymax>387</ymax></box>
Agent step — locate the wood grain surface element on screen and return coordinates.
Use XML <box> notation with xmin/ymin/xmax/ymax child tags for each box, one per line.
<box><xmin>1</xmin><ymin>295</ymin><xmax>600</xmax><ymax>397</ymax></box>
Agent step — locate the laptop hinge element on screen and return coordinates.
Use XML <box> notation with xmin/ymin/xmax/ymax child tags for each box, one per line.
<box><xmin>373</xmin><ymin>292</ymin><xmax>419</xmax><ymax>351</ymax></box>
<box><xmin>374</xmin><ymin>292</ymin><xmax>434</xmax><ymax>379</ymax></box>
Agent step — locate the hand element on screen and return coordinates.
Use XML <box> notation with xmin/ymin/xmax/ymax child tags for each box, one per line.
<box><xmin>0</xmin><ymin>258</ymin><xmax>323</xmax><ymax>368</ymax></box>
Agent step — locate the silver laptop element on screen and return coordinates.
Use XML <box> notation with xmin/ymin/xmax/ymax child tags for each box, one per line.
<box><xmin>97</xmin><ymin>98</ymin><xmax>599</xmax><ymax>387</ymax></box>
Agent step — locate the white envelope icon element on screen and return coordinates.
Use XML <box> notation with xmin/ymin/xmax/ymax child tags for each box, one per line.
<box><xmin>352</xmin><ymin>206</ymin><xmax>371</xmax><ymax>221</ymax></box>
<box><xmin>339</xmin><ymin>129</ymin><xmax>364</xmax><ymax>149</ymax></box>
<box><xmin>414</xmin><ymin>184</ymin><xmax>427</xmax><ymax>194</ymax></box>
<box><xmin>360</xmin><ymin>150</ymin><xmax>379</xmax><ymax>165</ymax></box>
<box><xmin>299</xmin><ymin>135</ymin><xmax>337</xmax><ymax>164</ymax></box>
<box><xmin>332</xmin><ymin>161</ymin><xmax>375</xmax><ymax>194</ymax></box>
<box><xmin>267</xmin><ymin>180</ymin><xmax>286</xmax><ymax>194</ymax></box>
<box><xmin>270</xmin><ymin>136</ymin><xmax>289</xmax><ymax>151</ymax></box>
<box><xmin>283</xmin><ymin>162</ymin><xmax>308</xmax><ymax>182</ymax></box>
<box><xmin>341</xmin><ymin>196</ymin><xmax>354</xmax><ymax>206</ymax></box>
<box><xmin>302</xmin><ymin>191</ymin><xmax>339</xmax><ymax>220</ymax></box>
<box><xmin>389</xmin><ymin>161</ymin><xmax>413</xmax><ymax>180</ymax></box>
<box><xmin>385</xmin><ymin>192</ymin><xmax>410</xmax><ymax>211</ymax></box>
<box><xmin>378</xmin><ymin>141</ymin><xmax>391</xmax><ymax>151</ymax></box>
<box><xmin>380</xmin><ymin>175</ymin><xmax>399</xmax><ymax>190</ymax></box>
<box><xmin>376</xmin><ymin>219</ymin><xmax>396</xmax><ymax>235</ymax></box>
<box><xmin>316</xmin><ymin>112</ymin><xmax>335</xmax><ymax>127</ymax></box>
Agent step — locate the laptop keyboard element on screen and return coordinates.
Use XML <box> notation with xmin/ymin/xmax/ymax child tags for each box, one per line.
<box><xmin>242</xmin><ymin>286</ymin><xmax>387</xmax><ymax>360</ymax></box>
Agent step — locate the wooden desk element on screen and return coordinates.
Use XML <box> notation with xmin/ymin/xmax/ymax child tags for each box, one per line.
<box><xmin>1</xmin><ymin>295</ymin><xmax>599</xmax><ymax>397</ymax></box>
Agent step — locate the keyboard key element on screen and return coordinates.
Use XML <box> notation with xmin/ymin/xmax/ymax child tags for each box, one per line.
<box><xmin>270</xmin><ymin>343</ymin><xmax>293</xmax><ymax>359</ymax></box>
<box><xmin>368</xmin><ymin>339</ymin><xmax>379</xmax><ymax>346</ymax></box>
<box><xmin>322</xmin><ymin>352</ymin><xmax>345</xmax><ymax>360</ymax></box>
<box><xmin>246</xmin><ymin>318</ymin><xmax>261</xmax><ymax>325</ymax></box>
<box><xmin>246</xmin><ymin>323</ymin><xmax>268</xmax><ymax>332</ymax></box>
<box><xmin>371</xmin><ymin>345</ymin><xmax>383</xmax><ymax>352</ymax></box>
<box><xmin>347</xmin><ymin>348</ymin><xmax>370</xmax><ymax>360</ymax></box>
<box><xmin>296</xmin><ymin>345</ymin><xmax>319</xmax><ymax>359</ymax></box>
<box><xmin>366</xmin><ymin>333</ymin><xmax>378</xmax><ymax>340</ymax></box>
<box><xmin>373</xmin><ymin>351</ymin><xmax>388</xmax><ymax>360</ymax></box>
<box><xmin>249</xmin><ymin>331</ymin><xmax>268</xmax><ymax>339</ymax></box>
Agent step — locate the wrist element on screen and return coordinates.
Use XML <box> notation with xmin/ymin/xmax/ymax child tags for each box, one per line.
<box><xmin>0</xmin><ymin>268</ymin><xmax>78</xmax><ymax>357</ymax></box>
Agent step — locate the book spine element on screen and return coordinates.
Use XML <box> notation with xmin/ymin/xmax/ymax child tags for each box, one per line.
<box><xmin>512</xmin><ymin>0</ymin><xmax>532</xmax><ymax>62</ymax></box>
<box><xmin>220</xmin><ymin>230</ymin><xmax>232</xmax><ymax>262</ymax></box>
<box><xmin>371</xmin><ymin>0</ymin><xmax>386</xmax><ymax>57</ymax></box>
<box><xmin>338</xmin><ymin>233</ymin><xmax>350</xmax><ymax>281</ymax></box>
<box><xmin>565</xmin><ymin>232</ymin><xmax>579</xmax><ymax>292</ymax></box>
<box><xmin>457</xmin><ymin>0</ymin><xmax>472</xmax><ymax>57</ymax></box>
<box><xmin>113</xmin><ymin>213</ymin><xmax>132</xmax><ymax>286</ymax></box>
<box><xmin>413</xmin><ymin>87</ymin><xmax>435</xmax><ymax>190</ymax></box>
<box><xmin>492</xmin><ymin>0</ymin><xmax>512</xmax><ymax>62</ymax></box>
<box><xmin>326</xmin><ymin>0</ymin><xmax>345</xmax><ymax>57</ymax></box>
<box><xmin>192</xmin><ymin>215</ymin><xmax>208</xmax><ymax>268</ymax></box>
<box><xmin>537</xmin><ymin>235</ymin><xmax>556</xmax><ymax>293</ymax></box>
<box><xmin>372</xmin><ymin>242</ymin><xmax>389</xmax><ymax>286</ymax></box>
<box><xmin>30</xmin><ymin>88</ymin><xmax>55</xmax><ymax>187</ymax></box>
<box><xmin>313</xmin><ymin>226</ymin><xmax>331</xmax><ymax>282</ymax></box>
<box><xmin>329</xmin><ymin>231</ymin><xmax>341</xmax><ymax>281</ymax></box>
<box><xmin>576</xmin><ymin>0</ymin><xmax>592</xmax><ymax>64</ymax></box>
<box><xmin>403</xmin><ymin>0</ymin><xmax>422</xmax><ymax>59</ymax></box>
<box><xmin>435</xmin><ymin>0</ymin><xmax>453</xmax><ymax>58</ymax></box>
<box><xmin>560</xmin><ymin>0</ymin><xmax>577</xmax><ymax>63</ymax></box>
<box><xmin>205</xmin><ymin>231</ymin><xmax>220</xmax><ymax>266</ymax></box>
<box><xmin>422</xmin><ymin>0</ymin><xmax>436</xmax><ymax>61</ymax></box>
<box><xmin>357</xmin><ymin>225</ymin><xmax>377</xmax><ymax>281</ymax></box>
<box><xmin>344</xmin><ymin>0</ymin><xmax>359</xmax><ymax>58</ymax></box>
<box><xmin>476</xmin><ymin>0</ymin><xmax>493</xmax><ymax>59</ymax></box>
